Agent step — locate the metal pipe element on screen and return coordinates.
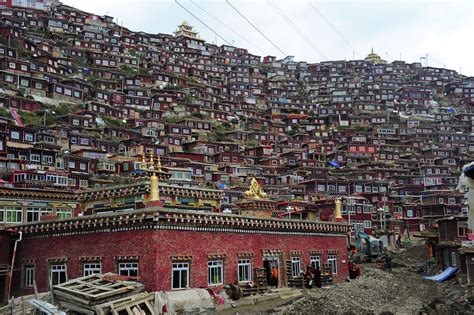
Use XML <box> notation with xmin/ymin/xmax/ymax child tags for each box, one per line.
<box><xmin>6</xmin><ymin>231</ymin><xmax>22</xmax><ymax>302</ymax></box>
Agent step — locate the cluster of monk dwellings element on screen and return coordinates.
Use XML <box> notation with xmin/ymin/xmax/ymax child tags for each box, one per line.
<box><xmin>0</xmin><ymin>3</ymin><xmax>471</xmax><ymax>237</ymax></box>
<box><xmin>0</xmin><ymin>0</ymin><xmax>473</xmax><ymax>301</ymax></box>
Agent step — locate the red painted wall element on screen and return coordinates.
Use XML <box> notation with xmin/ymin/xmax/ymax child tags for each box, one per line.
<box><xmin>13</xmin><ymin>229</ymin><xmax>348</xmax><ymax>295</ymax></box>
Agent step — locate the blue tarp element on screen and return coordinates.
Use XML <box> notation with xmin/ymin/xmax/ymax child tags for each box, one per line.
<box><xmin>423</xmin><ymin>266</ymin><xmax>458</xmax><ymax>282</ymax></box>
<box><xmin>447</xmin><ymin>107</ymin><xmax>455</xmax><ymax>113</ymax></box>
<box><xmin>328</xmin><ymin>161</ymin><xmax>341</xmax><ymax>168</ymax></box>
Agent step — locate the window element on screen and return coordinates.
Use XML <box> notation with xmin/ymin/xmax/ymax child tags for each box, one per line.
<box><xmin>118</xmin><ymin>262</ymin><xmax>138</xmax><ymax>277</ymax></box>
<box><xmin>25</xmin><ymin>133</ymin><xmax>33</xmax><ymax>142</ymax></box>
<box><xmin>24</xmin><ymin>265</ymin><xmax>35</xmax><ymax>287</ymax></box>
<box><xmin>26</xmin><ymin>207</ymin><xmax>41</xmax><ymax>222</ymax></box>
<box><xmin>11</xmin><ymin>131</ymin><xmax>20</xmax><ymax>140</ymax></box>
<box><xmin>291</xmin><ymin>257</ymin><xmax>301</xmax><ymax>277</ymax></box>
<box><xmin>310</xmin><ymin>256</ymin><xmax>321</xmax><ymax>270</ymax></box>
<box><xmin>56</xmin><ymin>208</ymin><xmax>72</xmax><ymax>219</ymax></box>
<box><xmin>30</xmin><ymin>154</ymin><xmax>40</xmax><ymax>162</ymax></box>
<box><xmin>208</xmin><ymin>260</ymin><xmax>223</xmax><ymax>286</ymax></box>
<box><xmin>237</xmin><ymin>259</ymin><xmax>251</xmax><ymax>282</ymax></box>
<box><xmin>50</xmin><ymin>264</ymin><xmax>67</xmax><ymax>287</ymax></box>
<box><xmin>328</xmin><ymin>255</ymin><xmax>338</xmax><ymax>274</ymax></box>
<box><xmin>20</xmin><ymin>79</ymin><xmax>29</xmax><ymax>87</ymax></box>
<box><xmin>43</xmin><ymin>155</ymin><xmax>53</xmax><ymax>164</ymax></box>
<box><xmin>6</xmin><ymin>206</ymin><xmax>22</xmax><ymax>223</ymax></box>
<box><xmin>80</xmin><ymin>163</ymin><xmax>86</xmax><ymax>170</ymax></box>
<box><xmin>83</xmin><ymin>263</ymin><xmax>101</xmax><ymax>276</ymax></box>
<box><xmin>172</xmin><ymin>262</ymin><xmax>189</xmax><ymax>290</ymax></box>
<box><xmin>364</xmin><ymin>220</ymin><xmax>372</xmax><ymax>228</ymax></box>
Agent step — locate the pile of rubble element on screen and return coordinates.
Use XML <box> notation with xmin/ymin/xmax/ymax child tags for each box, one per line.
<box><xmin>392</xmin><ymin>244</ymin><xmax>429</xmax><ymax>269</ymax></box>
<box><xmin>283</xmin><ymin>265</ymin><xmax>438</xmax><ymax>314</ymax></box>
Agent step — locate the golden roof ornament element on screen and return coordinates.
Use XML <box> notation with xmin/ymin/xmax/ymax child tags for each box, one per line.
<box><xmin>149</xmin><ymin>150</ymin><xmax>155</xmax><ymax>170</ymax></box>
<box><xmin>140</xmin><ymin>154</ymin><xmax>147</xmax><ymax>170</ymax></box>
<box><xmin>243</xmin><ymin>178</ymin><xmax>267</xmax><ymax>199</ymax></box>
<box><xmin>156</xmin><ymin>154</ymin><xmax>162</xmax><ymax>172</ymax></box>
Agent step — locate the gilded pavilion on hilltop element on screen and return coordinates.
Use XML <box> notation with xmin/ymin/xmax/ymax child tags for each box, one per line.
<box><xmin>365</xmin><ymin>48</ymin><xmax>386</xmax><ymax>64</ymax></box>
<box><xmin>174</xmin><ymin>21</ymin><xmax>201</xmax><ymax>40</ymax></box>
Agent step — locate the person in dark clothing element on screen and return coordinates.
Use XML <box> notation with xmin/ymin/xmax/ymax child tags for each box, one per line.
<box><xmin>313</xmin><ymin>267</ymin><xmax>322</xmax><ymax>288</ymax></box>
<box><xmin>383</xmin><ymin>254</ymin><xmax>392</xmax><ymax>272</ymax></box>
<box><xmin>396</xmin><ymin>235</ymin><xmax>402</xmax><ymax>248</ymax></box>
<box><xmin>304</xmin><ymin>266</ymin><xmax>314</xmax><ymax>288</ymax></box>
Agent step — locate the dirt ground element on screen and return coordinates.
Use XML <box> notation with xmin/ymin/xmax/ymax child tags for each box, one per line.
<box><xmin>230</xmin><ymin>245</ymin><xmax>473</xmax><ymax>315</ymax></box>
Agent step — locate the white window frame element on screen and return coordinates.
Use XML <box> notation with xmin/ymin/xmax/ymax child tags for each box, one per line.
<box><xmin>237</xmin><ymin>259</ymin><xmax>251</xmax><ymax>283</ymax></box>
<box><xmin>24</xmin><ymin>265</ymin><xmax>35</xmax><ymax>287</ymax></box>
<box><xmin>6</xmin><ymin>206</ymin><xmax>22</xmax><ymax>223</ymax></box>
<box><xmin>291</xmin><ymin>257</ymin><xmax>301</xmax><ymax>278</ymax></box>
<box><xmin>328</xmin><ymin>255</ymin><xmax>338</xmax><ymax>274</ymax></box>
<box><xmin>310</xmin><ymin>255</ymin><xmax>321</xmax><ymax>270</ymax></box>
<box><xmin>50</xmin><ymin>264</ymin><xmax>67</xmax><ymax>287</ymax></box>
<box><xmin>208</xmin><ymin>260</ymin><xmax>223</xmax><ymax>286</ymax></box>
<box><xmin>172</xmin><ymin>262</ymin><xmax>189</xmax><ymax>290</ymax></box>
<box><xmin>83</xmin><ymin>262</ymin><xmax>102</xmax><ymax>276</ymax></box>
<box><xmin>118</xmin><ymin>262</ymin><xmax>138</xmax><ymax>277</ymax></box>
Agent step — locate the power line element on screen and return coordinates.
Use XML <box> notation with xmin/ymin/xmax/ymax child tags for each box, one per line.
<box><xmin>175</xmin><ymin>0</ymin><xmax>232</xmax><ymax>46</ymax></box>
<box><xmin>190</xmin><ymin>0</ymin><xmax>265</xmax><ymax>54</ymax></box>
<box><xmin>226</xmin><ymin>0</ymin><xmax>287</xmax><ymax>57</ymax></box>
<box><xmin>308</xmin><ymin>0</ymin><xmax>362</xmax><ymax>59</ymax></box>
<box><xmin>267</xmin><ymin>0</ymin><xmax>327</xmax><ymax>60</ymax></box>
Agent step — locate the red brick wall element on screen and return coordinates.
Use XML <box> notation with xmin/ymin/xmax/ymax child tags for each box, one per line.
<box><xmin>13</xmin><ymin>229</ymin><xmax>348</xmax><ymax>295</ymax></box>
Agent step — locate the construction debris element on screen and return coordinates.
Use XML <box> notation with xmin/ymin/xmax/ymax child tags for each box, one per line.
<box><xmin>52</xmin><ymin>273</ymin><xmax>149</xmax><ymax>314</ymax></box>
<box><xmin>0</xmin><ymin>292</ymin><xmax>51</xmax><ymax>315</ymax></box>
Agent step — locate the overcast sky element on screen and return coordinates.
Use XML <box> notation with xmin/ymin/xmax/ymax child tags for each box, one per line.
<box><xmin>61</xmin><ymin>0</ymin><xmax>474</xmax><ymax>75</ymax></box>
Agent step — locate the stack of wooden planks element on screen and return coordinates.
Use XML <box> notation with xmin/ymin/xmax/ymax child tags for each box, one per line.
<box><xmin>53</xmin><ymin>273</ymin><xmax>155</xmax><ymax>314</ymax></box>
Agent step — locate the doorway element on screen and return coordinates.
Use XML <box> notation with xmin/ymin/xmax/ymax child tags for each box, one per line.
<box><xmin>263</xmin><ymin>257</ymin><xmax>280</xmax><ymax>287</ymax></box>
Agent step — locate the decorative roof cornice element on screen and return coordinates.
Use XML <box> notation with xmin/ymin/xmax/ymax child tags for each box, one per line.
<box><xmin>11</xmin><ymin>208</ymin><xmax>351</xmax><ymax>238</ymax></box>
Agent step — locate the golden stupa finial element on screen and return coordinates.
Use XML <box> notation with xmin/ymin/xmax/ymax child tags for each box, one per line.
<box><xmin>156</xmin><ymin>154</ymin><xmax>162</xmax><ymax>172</ymax></box>
<box><xmin>140</xmin><ymin>154</ymin><xmax>147</xmax><ymax>170</ymax></box>
<box><xmin>334</xmin><ymin>198</ymin><xmax>343</xmax><ymax>220</ymax></box>
<box><xmin>149</xmin><ymin>150</ymin><xmax>155</xmax><ymax>170</ymax></box>
<box><xmin>243</xmin><ymin>177</ymin><xmax>267</xmax><ymax>199</ymax></box>
<box><xmin>149</xmin><ymin>171</ymin><xmax>159</xmax><ymax>201</ymax></box>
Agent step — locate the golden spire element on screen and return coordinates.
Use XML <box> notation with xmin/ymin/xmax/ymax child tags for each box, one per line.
<box><xmin>140</xmin><ymin>154</ymin><xmax>147</xmax><ymax>170</ymax></box>
<box><xmin>149</xmin><ymin>150</ymin><xmax>155</xmax><ymax>170</ymax></box>
<box><xmin>334</xmin><ymin>198</ymin><xmax>343</xmax><ymax>220</ymax></box>
<box><xmin>243</xmin><ymin>178</ymin><xmax>267</xmax><ymax>199</ymax></box>
<box><xmin>150</xmin><ymin>171</ymin><xmax>159</xmax><ymax>201</ymax></box>
<box><xmin>156</xmin><ymin>154</ymin><xmax>162</xmax><ymax>172</ymax></box>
